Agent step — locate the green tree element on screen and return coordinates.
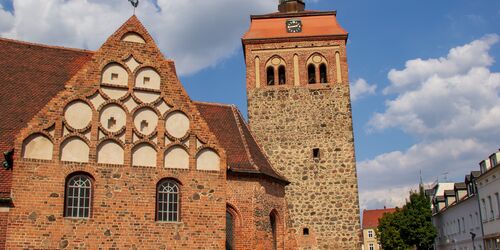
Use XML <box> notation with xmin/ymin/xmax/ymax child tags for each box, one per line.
<box><xmin>378</xmin><ymin>186</ymin><xmax>437</xmax><ymax>250</ymax></box>
<box><xmin>377</xmin><ymin>209</ymin><xmax>410</xmax><ymax>250</ymax></box>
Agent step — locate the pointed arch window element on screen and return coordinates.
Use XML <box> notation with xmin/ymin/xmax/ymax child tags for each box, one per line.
<box><xmin>157</xmin><ymin>180</ymin><xmax>180</xmax><ymax>222</ymax></box>
<box><xmin>267</xmin><ymin>66</ymin><xmax>275</xmax><ymax>85</ymax></box>
<box><xmin>226</xmin><ymin>211</ymin><xmax>235</xmax><ymax>250</ymax></box>
<box><xmin>278</xmin><ymin>65</ymin><xmax>286</xmax><ymax>85</ymax></box>
<box><xmin>308</xmin><ymin>64</ymin><xmax>316</xmax><ymax>84</ymax></box>
<box><xmin>65</xmin><ymin>174</ymin><xmax>92</xmax><ymax>218</ymax></box>
<box><xmin>319</xmin><ymin>63</ymin><xmax>328</xmax><ymax>83</ymax></box>
<box><xmin>270</xmin><ymin>212</ymin><xmax>278</xmax><ymax>250</ymax></box>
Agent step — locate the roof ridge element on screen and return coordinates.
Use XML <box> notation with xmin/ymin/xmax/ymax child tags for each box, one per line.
<box><xmin>193</xmin><ymin>101</ymin><xmax>234</xmax><ymax>107</ymax></box>
<box><xmin>230</xmin><ymin>105</ymin><xmax>256</xmax><ymax>169</ymax></box>
<box><xmin>0</xmin><ymin>37</ymin><xmax>95</xmax><ymax>54</ymax></box>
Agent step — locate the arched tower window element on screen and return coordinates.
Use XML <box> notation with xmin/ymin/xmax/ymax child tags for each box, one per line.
<box><xmin>319</xmin><ymin>63</ymin><xmax>328</xmax><ymax>83</ymax></box>
<box><xmin>65</xmin><ymin>174</ymin><xmax>92</xmax><ymax>218</ymax></box>
<box><xmin>157</xmin><ymin>180</ymin><xmax>180</xmax><ymax>222</ymax></box>
<box><xmin>270</xmin><ymin>212</ymin><xmax>278</xmax><ymax>250</ymax></box>
<box><xmin>307</xmin><ymin>53</ymin><xmax>328</xmax><ymax>84</ymax></box>
<box><xmin>267</xmin><ymin>66</ymin><xmax>275</xmax><ymax>85</ymax></box>
<box><xmin>278</xmin><ymin>65</ymin><xmax>286</xmax><ymax>85</ymax></box>
<box><xmin>308</xmin><ymin>64</ymin><xmax>316</xmax><ymax>84</ymax></box>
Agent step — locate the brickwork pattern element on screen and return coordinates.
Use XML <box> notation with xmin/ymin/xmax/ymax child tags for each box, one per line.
<box><xmin>245</xmin><ymin>39</ymin><xmax>361</xmax><ymax>249</ymax></box>
<box><xmin>5</xmin><ymin>16</ymin><xmax>228</xmax><ymax>249</ymax></box>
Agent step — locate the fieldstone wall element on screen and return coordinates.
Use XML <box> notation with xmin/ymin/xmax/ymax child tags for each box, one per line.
<box><xmin>246</xmin><ymin>39</ymin><xmax>361</xmax><ymax>249</ymax></box>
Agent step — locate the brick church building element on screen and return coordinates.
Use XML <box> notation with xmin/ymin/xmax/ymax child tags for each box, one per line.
<box><xmin>0</xmin><ymin>0</ymin><xmax>360</xmax><ymax>249</ymax></box>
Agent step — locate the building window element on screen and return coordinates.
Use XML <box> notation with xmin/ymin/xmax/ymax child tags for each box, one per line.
<box><xmin>319</xmin><ymin>63</ymin><xmax>327</xmax><ymax>83</ymax></box>
<box><xmin>308</xmin><ymin>64</ymin><xmax>316</xmax><ymax>84</ymax></box>
<box><xmin>157</xmin><ymin>180</ymin><xmax>180</xmax><ymax>222</ymax></box>
<box><xmin>267</xmin><ymin>67</ymin><xmax>275</xmax><ymax>85</ymax></box>
<box><xmin>65</xmin><ymin>174</ymin><xmax>92</xmax><ymax>218</ymax></box>
<box><xmin>226</xmin><ymin>211</ymin><xmax>235</xmax><ymax>250</ymax></box>
<box><xmin>270</xmin><ymin>212</ymin><xmax>278</xmax><ymax>250</ymax></box>
<box><xmin>312</xmin><ymin>148</ymin><xmax>320</xmax><ymax>159</ymax></box>
<box><xmin>495</xmin><ymin>193</ymin><xmax>500</xmax><ymax>219</ymax></box>
<box><xmin>488</xmin><ymin>196</ymin><xmax>494</xmax><ymax>220</ymax></box>
<box><xmin>369</xmin><ymin>243</ymin><xmax>374</xmax><ymax>250</ymax></box>
<box><xmin>482</xmin><ymin>199</ymin><xmax>487</xmax><ymax>222</ymax></box>
<box><xmin>278</xmin><ymin>65</ymin><xmax>286</xmax><ymax>85</ymax></box>
<box><xmin>303</xmin><ymin>228</ymin><xmax>309</xmax><ymax>235</ymax></box>
<box><xmin>490</xmin><ymin>154</ymin><xmax>498</xmax><ymax>167</ymax></box>
<box><xmin>368</xmin><ymin>230</ymin><xmax>373</xmax><ymax>238</ymax></box>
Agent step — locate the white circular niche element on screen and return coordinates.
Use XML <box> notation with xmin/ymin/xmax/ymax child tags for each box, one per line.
<box><xmin>134</xmin><ymin>107</ymin><xmax>158</xmax><ymax>135</ymax></box>
<box><xmin>100</xmin><ymin>104</ymin><xmax>127</xmax><ymax>133</ymax></box>
<box><xmin>64</xmin><ymin>101</ymin><xmax>92</xmax><ymax>130</ymax></box>
<box><xmin>165</xmin><ymin>111</ymin><xmax>190</xmax><ymax>139</ymax></box>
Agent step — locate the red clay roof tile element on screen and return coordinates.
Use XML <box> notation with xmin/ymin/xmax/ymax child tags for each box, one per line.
<box><xmin>362</xmin><ymin>208</ymin><xmax>397</xmax><ymax>229</ymax></box>
<box><xmin>195</xmin><ymin>102</ymin><xmax>287</xmax><ymax>183</ymax></box>
<box><xmin>0</xmin><ymin>37</ymin><xmax>93</xmax><ymax>198</ymax></box>
<box><xmin>243</xmin><ymin>11</ymin><xmax>347</xmax><ymax>41</ymax></box>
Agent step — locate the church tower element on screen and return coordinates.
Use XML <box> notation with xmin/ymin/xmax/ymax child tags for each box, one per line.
<box><xmin>243</xmin><ymin>1</ymin><xmax>361</xmax><ymax>248</ymax></box>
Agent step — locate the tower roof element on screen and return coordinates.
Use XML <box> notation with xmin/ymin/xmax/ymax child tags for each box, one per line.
<box><xmin>242</xmin><ymin>10</ymin><xmax>348</xmax><ymax>43</ymax></box>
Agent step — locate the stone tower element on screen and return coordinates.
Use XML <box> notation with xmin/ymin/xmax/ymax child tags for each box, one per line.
<box><xmin>242</xmin><ymin>1</ymin><xmax>361</xmax><ymax>249</ymax></box>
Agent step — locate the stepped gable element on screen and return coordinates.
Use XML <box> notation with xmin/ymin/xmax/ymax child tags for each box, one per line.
<box><xmin>13</xmin><ymin>15</ymin><xmax>225</xmax><ymax>162</ymax></box>
<box><xmin>0</xmin><ymin>38</ymin><xmax>93</xmax><ymax>198</ymax></box>
<box><xmin>195</xmin><ymin>102</ymin><xmax>288</xmax><ymax>183</ymax></box>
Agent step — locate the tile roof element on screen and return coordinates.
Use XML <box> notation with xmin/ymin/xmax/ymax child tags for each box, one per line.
<box><xmin>242</xmin><ymin>11</ymin><xmax>347</xmax><ymax>41</ymax></box>
<box><xmin>0</xmin><ymin>37</ymin><xmax>93</xmax><ymax>198</ymax></box>
<box><xmin>195</xmin><ymin>102</ymin><xmax>288</xmax><ymax>183</ymax></box>
<box><xmin>0</xmin><ymin>37</ymin><xmax>288</xmax><ymax>198</ymax></box>
<box><xmin>362</xmin><ymin>208</ymin><xmax>396</xmax><ymax>229</ymax></box>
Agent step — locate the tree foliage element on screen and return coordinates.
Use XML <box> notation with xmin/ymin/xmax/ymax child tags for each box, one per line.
<box><xmin>377</xmin><ymin>186</ymin><xmax>437</xmax><ymax>250</ymax></box>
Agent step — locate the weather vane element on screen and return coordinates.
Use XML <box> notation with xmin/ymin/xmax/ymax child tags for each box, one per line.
<box><xmin>128</xmin><ymin>0</ymin><xmax>139</xmax><ymax>15</ymax></box>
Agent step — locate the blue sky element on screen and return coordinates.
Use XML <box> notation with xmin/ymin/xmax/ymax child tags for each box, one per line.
<box><xmin>1</xmin><ymin>0</ymin><xmax>499</xmax><ymax>209</ymax></box>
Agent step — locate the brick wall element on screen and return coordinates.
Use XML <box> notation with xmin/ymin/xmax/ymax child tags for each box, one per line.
<box><xmin>5</xmin><ymin>17</ymin><xmax>229</xmax><ymax>249</ymax></box>
<box><xmin>0</xmin><ymin>211</ymin><xmax>8</xmax><ymax>249</ymax></box>
<box><xmin>227</xmin><ymin>174</ymin><xmax>290</xmax><ymax>250</ymax></box>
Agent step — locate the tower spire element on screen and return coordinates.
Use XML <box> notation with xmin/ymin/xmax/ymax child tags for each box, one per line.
<box><xmin>278</xmin><ymin>0</ymin><xmax>305</xmax><ymax>13</ymax></box>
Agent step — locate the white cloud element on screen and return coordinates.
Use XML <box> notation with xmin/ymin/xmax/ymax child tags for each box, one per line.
<box><xmin>359</xmin><ymin>35</ymin><xmax>500</xmax><ymax>209</ymax></box>
<box><xmin>385</xmin><ymin>34</ymin><xmax>499</xmax><ymax>94</ymax></box>
<box><xmin>350</xmin><ymin>78</ymin><xmax>377</xmax><ymax>101</ymax></box>
<box><xmin>370</xmin><ymin>35</ymin><xmax>500</xmax><ymax>139</ymax></box>
<box><xmin>0</xmin><ymin>0</ymin><xmax>275</xmax><ymax>75</ymax></box>
<box><xmin>359</xmin><ymin>138</ymin><xmax>493</xmax><ymax>209</ymax></box>
<box><xmin>0</xmin><ymin>4</ymin><xmax>13</xmax><ymax>33</ymax></box>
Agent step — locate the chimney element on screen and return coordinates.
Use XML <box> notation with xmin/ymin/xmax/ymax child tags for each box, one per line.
<box><xmin>278</xmin><ymin>0</ymin><xmax>305</xmax><ymax>13</ymax></box>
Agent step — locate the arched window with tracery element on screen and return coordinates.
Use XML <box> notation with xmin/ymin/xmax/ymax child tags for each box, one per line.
<box><xmin>265</xmin><ymin>56</ymin><xmax>287</xmax><ymax>86</ymax></box>
<box><xmin>319</xmin><ymin>63</ymin><xmax>328</xmax><ymax>83</ymax></box>
<box><xmin>267</xmin><ymin>66</ymin><xmax>275</xmax><ymax>85</ymax></box>
<box><xmin>278</xmin><ymin>65</ymin><xmax>286</xmax><ymax>85</ymax></box>
<box><xmin>157</xmin><ymin>180</ymin><xmax>180</xmax><ymax>222</ymax></box>
<box><xmin>307</xmin><ymin>54</ymin><xmax>328</xmax><ymax>84</ymax></box>
<box><xmin>308</xmin><ymin>64</ymin><xmax>316</xmax><ymax>84</ymax></box>
<box><xmin>65</xmin><ymin>174</ymin><xmax>92</xmax><ymax>218</ymax></box>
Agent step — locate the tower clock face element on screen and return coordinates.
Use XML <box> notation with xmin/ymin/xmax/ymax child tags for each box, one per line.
<box><xmin>286</xmin><ymin>19</ymin><xmax>302</xmax><ymax>33</ymax></box>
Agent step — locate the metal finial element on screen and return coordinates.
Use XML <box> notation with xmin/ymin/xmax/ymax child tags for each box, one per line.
<box><xmin>128</xmin><ymin>0</ymin><xmax>139</xmax><ymax>15</ymax></box>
